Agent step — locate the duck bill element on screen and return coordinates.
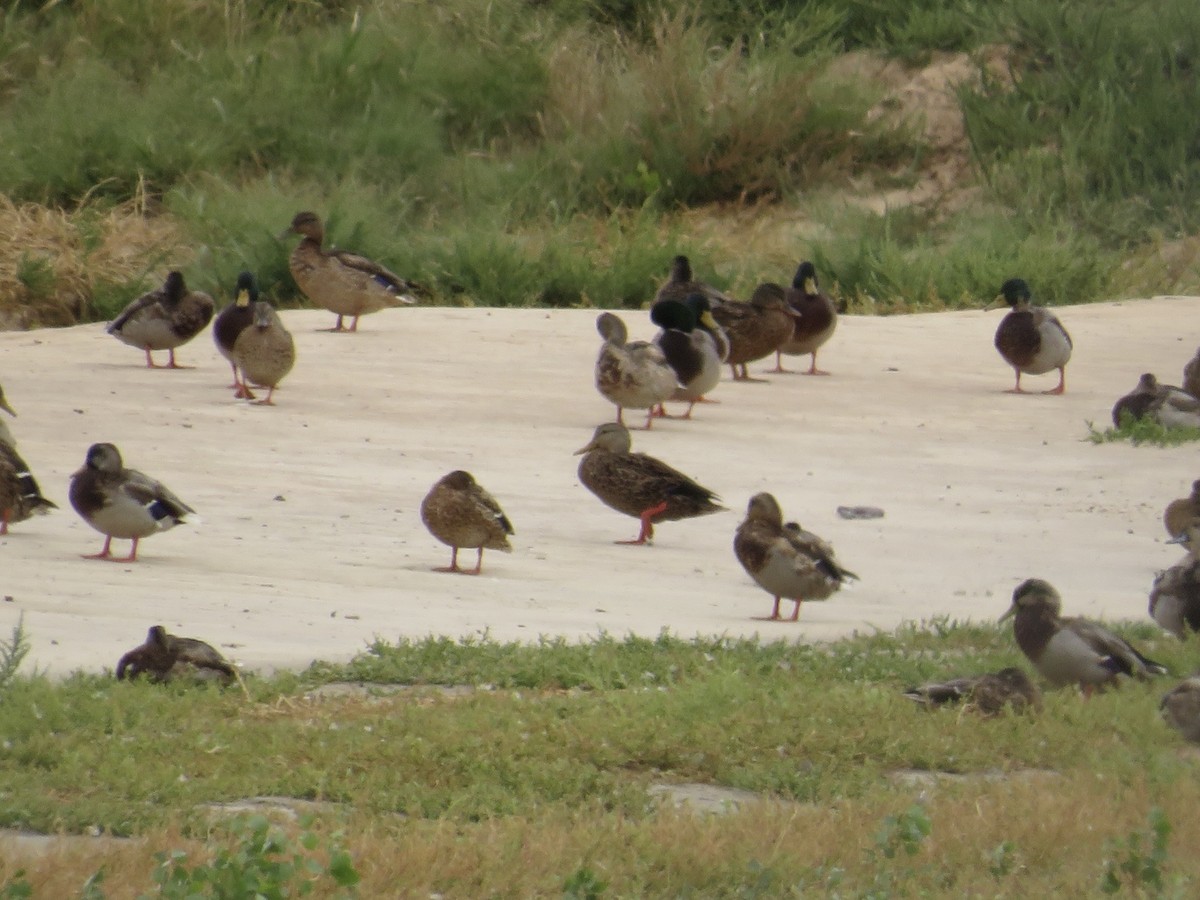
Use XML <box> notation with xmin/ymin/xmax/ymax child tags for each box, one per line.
<box><xmin>997</xmin><ymin>605</ymin><xmax>1017</xmax><ymax>623</ymax></box>
<box><xmin>0</xmin><ymin>398</ymin><xmax>14</xmax><ymax>417</ymax></box>
<box><xmin>1166</xmin><ymin>534</ymin><xmax>1187</xmax><ymax>545</ymax></box>
<box><xmin>983</xmin><ymin>294</ymin><xmax>1005</xmax><ymax>312</ymax></box>
<box><xmin>572</xmin><ymin>441</ymin><xmax>597</xmax><ymax>456</ymax></box>
<box><xmin>698</xmin><ymin>311</ymin><xmax>721</xmax><ymax>330</ymax></box>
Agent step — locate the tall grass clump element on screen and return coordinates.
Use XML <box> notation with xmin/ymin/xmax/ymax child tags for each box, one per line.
<box><xmin>533</xmin><ymin>12</ymin><xmax>920</xmax><ymax>213</ymax></box>
<box><xmin>962</xmin><ymin>0</ymin><xmax>1200</xmax><ymax>246</ymax></box>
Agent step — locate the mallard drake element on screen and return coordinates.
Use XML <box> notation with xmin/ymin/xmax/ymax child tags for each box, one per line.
<box><xmin>285</xmin><ymin>211</ymin><xmax>419</xmax><ymax>332</ymax></box>
<box><xmin>1161</xmin><ymin>675</ymin><xmax>1200</xmax><ymax>743</ymax></box>
<box><xmin>574</xmin><ymin>422</ymin><xmax>724</xmax><ymax>545</ymax></box>
<box><xmin>1149</xmin><ymin>561</ymin><xmax>1200</xmax><ymax>640</ymax></box>
<box><xmin>68</xmin><ymin>443</ymin><xmax>196</xmax><ymax>562</ymax></box>
<box><xmin>213</xmin><ymin>271</ymin><xmax>259</xmax><ymax>393</ymax></box>
<box><xmin>106</xmin><ymin>271</ymin><xmax>214</xmax><ymax>369</ymax></box>
<box><xmin>420</xmin><ymin>470</ymin><xmax>514</xmax><ymax>575</ymax></box>
<box><xmin>594</xmin><ymin>312</ymin><xmax>677</xmax><ymax>430</ymax></box>
<box><xmin>0</xmin><ymin>384</ymin><xmax>56</xmax><ymax>534</ymax></box>
<box><xmin>711</xmin><ymin>283</ymin><xmax>799</xmax><ymax>382</ymax></box>
<box><xmin>1183</xmin><ymin>347</ymin><xmax>1200</xmax><ymax>399</ymax></box>
<box><xmin>649</xmin><ymin>295</ymin><xmax>727</xmax><ymax>418</ymax></box>
<box><xmin>987</xmin><ymin>278</ymin><xmax>1072</xmax><ymax>394</ymax></box>
<box><xmin>116</xmin><ymin>625</ymin><xmax>237</xmax><ymax>685</ymax></box>
<box><xmin>733</xmin><ymin>492</ymin><xmax>857</xmax><ymax>621</ymax></box>
<box><xmin>231</xmin><ymin>295</ymin><xmax>296</xmax><ymax>406</ymax></box>
<box><xmin>1111</xmin><ymin>373</ymin><xmax>1200</xmax><ymax>429</ymax></box>
<box><xmin>1164</xmin><ymin>480</ymin><xmax>1200</xmax><ymax>539</ymax></box>
<box><xmin>771</xmin><ymin>261</ymin><xmax>838</xmax><ymax>375</ymax></box>
<box><xmin>903</xmin><ymin>666</ymin><xmax>1042</xmax><ymax>716</ymax></box>
<box><xmin>653</xmin><ymin>254</ymin><xmax>736</xmax><ymax>307</ymax></box>
<box><xmin>999</xmin><ymin>578</ymin><xmax>1167</xmax><ymax>694</ymax></box>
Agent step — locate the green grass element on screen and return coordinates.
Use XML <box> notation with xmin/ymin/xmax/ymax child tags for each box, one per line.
<box><xmin>1088</xmin><ymin>414</ymin><xmax>1200</xmax><ymax>447</ymax></box>
<box><xmin>2</xmin><ymin>625</ymin><xmax>1200</xmax><ymax>896</ymax></box>
<box><xmin>0</xmin><ymin>0</ymin><xmax>1196</xmax><ymax>318</ymax></box>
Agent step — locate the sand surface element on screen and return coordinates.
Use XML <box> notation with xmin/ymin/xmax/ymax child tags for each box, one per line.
<box><xmin>0</xmin><ymin>297</ymin><xmax>1195</xmax><ymax>677</ymax></box>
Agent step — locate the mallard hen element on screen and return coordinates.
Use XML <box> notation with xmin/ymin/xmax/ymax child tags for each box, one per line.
<box><xmin>420</xmin><ymin>470</ymin><xmax>514</xmax><ymax>575</ymax></box>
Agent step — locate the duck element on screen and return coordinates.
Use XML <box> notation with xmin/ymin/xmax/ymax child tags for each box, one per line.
<box><xmin>771</xmin><ymin>261</ymin><xmax>838</xmax><ymax>375</ymax></box>
<box><xmin>285</xmin><ymin>211</ymin><xmax>420</xmax><ymax>332</ymax></box>
<box><xmin>649</xmin><ymin>294</ymin><xmax>728</xmax><ymax>418</ymax></box>
<box><xmin>733</xmin><ymin>492</ymin><xmax>857</xmax><ymax>621</ymax></box>
<box><xmin>1164</xmin><ymin>480</ymin><xmax>1200</xmax><ymax>539</ymax></box>
<box><xmin>231</xmin><ymin>294</ymin><xmax>296</xmax><ymax>406</ymax></box>
<box><xmin>987</xmin><ymin>278</ymin><xmax>1072</xmax><ymax>395</ymax></box>
<box><xmin>106</xmin><ymin>271</ymin><xmax>215</xmax><ymax>369</ymax></box>
<box><xmin>1149</xmin><ymin>562</ymin><xmax>1200</xmax><ymax>640</ymax></box>
<box><xmin>574</xmin><ymin>422</ymin><xmax>724</xmax><ymax>545</ymax></box>
<box><xmin>1111</xmin><ymin>373</ymin><xmax>1200</xmax><ymax>429</ymax></box>
<box><xmin>68</xmin><ymin>442</ymin><xmax>196</xmax><ymax>562</ymax></box>
<box><xmin>1161</xmin><ymin>675</ymin><xmax>1200</xmax><ymax>743</ymax></box>
<box><xmin>1182</xmin><ymin>346</ymin><xmax>1200</xmax><ymax>399</ymax></box>
<box><xmin>0</xmin><ymin>384</ymin><xmax>56</xmax><ymax>534</ymax></box>
<box><xmin>653</xmin><ymin>254</ymin><xmax>736</xmax><ymax>307</ymax></box>
<box><xmin>420</xmin><ymin>470</ymin><xmax>514</xmax><ymax>575</ymax></box>
<box><xmin>594</xmin><ymin>312</ymin><xmax>677</xmax><ymax>430</ymax></box>
<box><xmin>902</xmin><ymin>666</ymin><xmax>1042</xmax><ymax>716</ymax></box>
<box><xmin>999</xmin><ymin>578</ymin><xmax>1167</xmax><ymax>694</ymax></box>
<box><xmin>710</xmin><ymin>283</ymin><xmax>799</xmax><ymax>382</ymax></box>
<box><xmin>116</xmin><ymin>625</ymin><xmax>237</xmax><ymax>685</ymax></box>
<box><xmin>213</xmin><ymin>271</ymin><xmax>260</xmax><ymax>394</ymax></box>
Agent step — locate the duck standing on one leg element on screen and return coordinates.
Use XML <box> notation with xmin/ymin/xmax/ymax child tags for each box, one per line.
<box><xmin>420</xmin><ymin>470</ymin><xmax>514</xmax><ymax>575</ymax></box>
<box><xmin>284</xmin><ymin>211</ymin><xmax>421</xmax><ymax>333</ymax></box>
<box><xmin>986</xmin><ymin>278</ymin><xmax>1072</xmax><ymax>395</ymax></box>
<box><xmin>574</xmin><ymin>422</ymin><xmax>724</xmax><ymax>545</ymax></box>
<box><xmin>106</xmin><ymin>271</ymin><xmax>215</xmax><ymax>369</ymax></box>
<box><xmin>999</xmin><ymin>578</ymin><xmax>1166</xmax><ymax>695</ymax></box>
<box><xmin>733</xmin><ymin>492</ymin><xmax>857</xmax><ymax>621</ymax></box>
<box><xmin>68</xmin><ymin>443</ymin><xmax>196</xmax><ymax>563</ymax></box>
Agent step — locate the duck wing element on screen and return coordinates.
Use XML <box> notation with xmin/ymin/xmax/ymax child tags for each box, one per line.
<box><xmin>1063</xmin><ymin>616</ymin><xmax>1167</xmax><ymax>678</ymax></box>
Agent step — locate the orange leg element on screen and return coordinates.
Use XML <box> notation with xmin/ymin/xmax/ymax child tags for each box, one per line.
<box><xmin>252</xmin><ymin>387</ymin><xmax>277</xmax><ymax>406</ymax></box>
<box><xmin>732</xmin><ymin>363</ymin><xmax>769</xmax><ymax>383</ymax></box>
<box><xmin>465</xmin><ymin>548</ymin><xmax>484</xmax><ymax>576</ymax></box>
<box><xmin>164</xmin><ymin>348</ymin><xmax>191</xmax><ymax>369</ymax></box>
<box><xmin>434</xmin><ymin>546</ymin><xmax>462</xmax><ymax>573</ymax></box>
<box><xmin>326</xmin><ymin>315</ymin><xmax>349</xmax><ymax>332</ymax></box>
<box><xmin>805</xmin><ymin>353</ymin><xmax>830</xmax><ymax>376</ymax></box>
<box><xmin>616</xmin><ymin>501</ymin><xmax>668</xmax><ymax>545</ymax></box>
<box><xmin>0</xmin><ymin>511</ymin><xmax>9</xmax><ymax>536</ymax></box>
<box><xmin>348</xmin><ymin>316</ymin><xmax>360</xmax><ymax>332</ymax></box>
<box><xmin>1043</xmin><ymin>367</ymin><xmax>1066</xmax><ymax>395</ymax></box>
<box><xmin>766</xmin><ymin>351</ymin><xmax>795</xmax><ymax>374</ymax></box>
<box><xmin>228</xmin><ymin>362</ymin><xmax>242</xmax><ymax>390</ymax></box>
<box><xmin>83</xmin><ymin>535</ymin><xmax>114</xmax><ymax>560</ymax></box>
<box><xmin>143</xmin><ymin>348</ymin><xmax>159</xmax><ymax>368</ymax></box>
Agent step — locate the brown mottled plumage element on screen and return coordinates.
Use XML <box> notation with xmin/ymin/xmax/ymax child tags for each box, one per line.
<box><xmin>771</xmin><ymin>261</ymin><xmax>838</xmax><ymax>375</ymax></box>
<box><xmin>231</xmin><ymin>296</ymin><xmax>295</xmax><ymax>406</ymax></box>
<box><xmin>116</xmin><ymin>625</ymin><xmax>236</xmax><ymax>684</ymax></box>
<box><xmin>653</xmin><ymin>255</ymin><xmax>736</xmax><ymax>308</ymax></box>
<box><xmin>286</xmin><ymin>211</ymin><xmax>420</xmax><ymax>332</ymax></box>
<box><xmin>0</xmin><ymin>384</ymin><xmax>56</xmax><ymax>534</ymax></box>
<box><xmin>733</xmin><ymin>492</ymin><xmax>856</xmax><ymax>621</ymax></box>
<box><xmin>107</xmin><ymin>271</ymin><xmax>214</xmax><ymax>369</ymax></box>
<box><xmin>420</xmin><ymin>470</ymin><xmax>514</xmax><ymax>575</ymax></box>
<box><xmin>1164</xmin><ymin>480</ymin><xmax>1200</xmax><ymax>540</ymax></box>
<box><xmin>1161</xmin><ymin>675</ymin><xmax>1200</xmax><ymax>743</ymax></box>
<box><xmin>988</xmin><ymin>278</ymin><xmax>1072</xmax><ymax>395</ymax></box>
<box><xmin>594</xmin><ymin>312</ymin><xmax>676</xmax><ymax>430</ymax></box>
<box><xmin>903</xmin><ymin>667</ymin><xmax>1042</xmax><ymax>716</ymax></box>
<box><xmin>574</xmin><ymin>422</ymin><xmax>724</xmax><ymax>545</ymax></box>
<box><xmin>999</xmin><ymin>578</ymin><xmax>1166</xmax><ymax>693</ymax></box>
<box><xmin>1183</xmin><ymin>347</ymin><xmax>1200</xmax><ymax>399</ymax></box>
<box><xmin>711</xmin><ymin>283</ymin><xmax>798</xmax><ymax>382</ymax></box>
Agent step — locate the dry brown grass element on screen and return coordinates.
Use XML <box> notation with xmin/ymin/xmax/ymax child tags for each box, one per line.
<box><xmin>5</xmin><ymin>769</ymin><xmax>1200</xmax><ymax>896</ymax></box>
<box><xmin>0</xmin><ymin>188</ymin><xmax>186</xmax><ymax>330</ymax></box>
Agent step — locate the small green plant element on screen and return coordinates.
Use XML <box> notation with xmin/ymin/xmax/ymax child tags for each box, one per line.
<box><xmin>0</xmin><ymin>870</ymin><xmax>32</xmax><ymax>899</ymax></box>
<box><xmin>562</xmin><ymin>865</ymin><xmax>609</xmax><ymax>899</ymax></box>
<box><xmin>874</xmin><ymin>804</ymin><xmax>932</xmax><ymax>860</ymax></box>
<box><xmin>1086</xmin><ymin>415</ymin><xmax>1200</xmax><ymax>447</ymax></box>
<box><xmin>146</xmin><ymin>815</ymin><xmax>359</xmax><ymax>899</ymax></box>
<box><xmin>1100</xmin><ymin>807</ymin><xmax>1171</xmax><ymax>895</ymax></box>
<box><xmin>0</xmin><ymin>614</ymin><xmax>30</xmax><ymax>691</ymax></box>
